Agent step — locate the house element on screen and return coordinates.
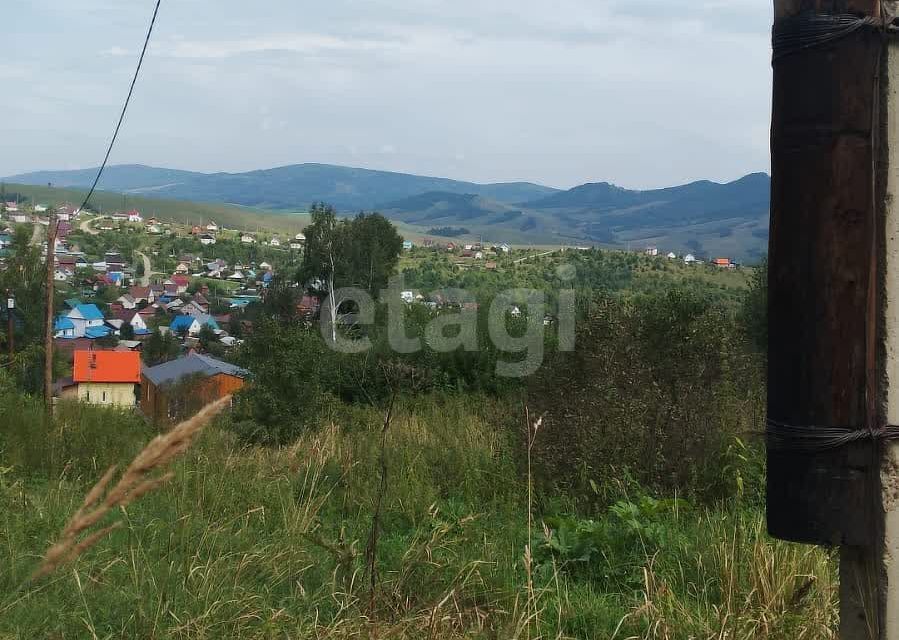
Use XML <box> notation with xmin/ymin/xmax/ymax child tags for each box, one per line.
<box><xmin>667</xmin><ymin>252</ymin><xmax>677</xmax><ymax>260</ymax></box>
<box><xmin>147</xmin><ymin>224</ymin><xmax>162</xmax><ymax>234</ymax></box>
<box><xmin>174</xmin><ymin>262</ymin><xmax>190</xmax><ymax>274</ymax></box>
<box><xmin>644</xmin><ymin>246</ymin><xmax>659</xmax><ymax>257</ymax></box>
<box><xmin>269</xmin><ymin>237</ymin><xmax>281</xmax><ymax>247</ymax></box>
<box><xmin>400</xmin><ymin>290</ymin><xmax>415</xmax><ymax>304</ymax></box>
<box><xmin>181</xmin><ymin>300</ymin><xmax>206</xmax><ymax>317</ymax></box>
<box><xmin>713</xmin><ymin>258</ymin><xmax>732</xmax><ymax>268</ymax></box>
<box><xmin>199</xmin><ymin>233</ymin><xmax>216</xmax><ymax>246</ymax></box>
<box><xmin>206</xmin><ymin>221</ymin><xmax>219</xmax><ymax>232</ymax></box>
<box><xmin>259</xmin><ymin>261</ymin><xmax>272</xmax><ymax>271</ymax></box>
<box><xmin>170</xmin><ymin>313</ymin><xmax>219</xmax><ymax>337</ymax></box>
<box><xmin>56</xmin><ymin>304</ymin><xmax>107</xmax><ymax>339</ymax></box>
<box><xmin>141</xmin><ymin>352</ymin><xmax>246</xmax><ymax>424</ymax></box>
<box><xmin>163</xmin><ymin>277</ymin><xmax>188</xmax><ymax>295</ymax></box>
<box><xmin>403</xmin><ymin>240</ymin><xmax>414</xmax><ymax>251</ymax></box>
<box><xmin>165</xmin><ymin>298</ymin><xmax>185</xmax><ymax>312</ymax></box>
<box><xmin>116</xmin><ymin>294</ymin><xmax>137</xmax><ymax>310</ymax></box>
<box><xmin>240</xmin><ymin>234</ymin><xmax>256</xmax><ymax>244</ymax></box>
<box><xmin>70</xmin><ymin>350</ymin><xmax>140</xmax><ymax>408</ymax></box>
<box><xmin>485</xmin><ymin>261</ymin><xmax>498</xmax><ymax>271</ymax></box>
<box><xmin>129</xmin><ymin>286</ymin><xmax>154</xmax><ymax>305</ymax></box>
<box><xmin>684</xmin><ymin>254</ymin><xmax>697</xmax><ymax>264</ymax></box>
<box><xmin>294</xmin><ymin>232</ymin><xmax>306</xmax><ymax>243</ymax></box>
<box><xmin>117</xmin><ymin>309</ymin><xmax>150</xmax><ymax>336</ymax></box>
<box><xmin>127</xmin><ymin>210</ymin><xmax>143</xmax><ymax>223</ymax></box>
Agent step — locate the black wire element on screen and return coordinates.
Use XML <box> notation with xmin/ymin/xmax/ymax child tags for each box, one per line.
<box><xmin>78</xmin><ymin>0</ymin><xmax>162</xmax><ymax>213</ymax></box>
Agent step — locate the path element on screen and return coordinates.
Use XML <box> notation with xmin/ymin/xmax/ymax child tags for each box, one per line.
<box><xmin>29</xmin><ymin>221</ymin><xmax>44</xmax><ymax>247</ymax></box>
<box><xmin>79</xmin><ymin>216</ymin><xmax>100</xmax><ymax>236</ymax></box>
<box><xmin>513</xmin><ymin>250</ymin><xmax>557</xmax><ymax>265</ymax></box>
<box><xmin>134</xmin><ymin>250</ymin><xmax>157</xmax><ymax>287</ymax></box>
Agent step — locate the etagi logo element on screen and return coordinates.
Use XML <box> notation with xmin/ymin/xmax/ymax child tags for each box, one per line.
<box><xmin>319</xmin><ymin>265</ymin><xmax>577</xmax><ymax>377</ymax></box>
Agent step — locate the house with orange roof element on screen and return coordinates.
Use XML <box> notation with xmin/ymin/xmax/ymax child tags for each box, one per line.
<box><xmin>70</xmin><ymin>350</ymin><xmax>141</xmax><ymax>407</ymax></box>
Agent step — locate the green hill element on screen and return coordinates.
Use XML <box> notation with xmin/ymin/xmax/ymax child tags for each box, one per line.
<box><xmin>1</xmin><ymin>183</ymin><xmax>308</xmax><ymax>235</ymax></box>
<box><xmin>5</xmin><ymin>164</ymin><xmax>559</xmax><ymax>211</ymax></box>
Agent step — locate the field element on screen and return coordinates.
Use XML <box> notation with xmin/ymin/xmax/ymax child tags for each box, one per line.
<box><xmin>3</xmin><ymin>183</ymin><xmax>310</xmax><ymax>236</ymax></box>
<box><xmin>0</xmin><ymin>390</ymin><xmax>835</xmax><ymax>639</ymax></box>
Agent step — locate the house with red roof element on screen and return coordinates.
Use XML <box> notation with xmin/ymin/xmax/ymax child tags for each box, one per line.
<box><xmin>69</xmin><ymin>351</ymin><xmax>141</xmax><ymax>407</ymax></box>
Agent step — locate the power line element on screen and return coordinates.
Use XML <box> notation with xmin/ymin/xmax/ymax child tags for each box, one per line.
<box><xmin>78</xmin><ymin>0</ymin><xmax>162</xmax><ymax>214</ymax></box>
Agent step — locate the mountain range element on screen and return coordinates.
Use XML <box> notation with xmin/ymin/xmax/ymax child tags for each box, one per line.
<box><xmin>4</xmin><ymin>163</ymin><xmax>771</xmax><ymax>259</ymax></box>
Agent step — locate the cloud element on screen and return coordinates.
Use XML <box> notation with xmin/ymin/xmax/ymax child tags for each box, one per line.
<box><xmin>2</xmin><ymin>0</ymin><xmax>774</xmax><ymax>188</ymax></box>
<box><xmin>100</xmin><ymin>46</ymin><xmax>131</xmax><ymax>57</ymax></box>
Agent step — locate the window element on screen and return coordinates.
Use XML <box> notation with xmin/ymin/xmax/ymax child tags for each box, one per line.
<box><xmin>102</xmin><ymin>391</ymin><xmax>108</xmax><ymax>403</ymax></box>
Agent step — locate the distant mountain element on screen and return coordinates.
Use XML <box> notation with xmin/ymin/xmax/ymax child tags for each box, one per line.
<box><xmin>3</xmin><ymin>163</ymin><xmax>771</xmax><ymax>258</ymax></box>
<box><xmin>381</xmin><ymin>192</ymin><xmax>520</xmax><ymax>223</ymax></box>
<box><xmin>4</xmin><ymin>164</ymin><xmax>558</xmax><ymax>211</ymax></box>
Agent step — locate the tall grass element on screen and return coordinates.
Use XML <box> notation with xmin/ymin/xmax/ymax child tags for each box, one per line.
<box><xmin>0</xmin><ymin>391</ymin><xmax>836</xmax><ymax>638</ymax></box>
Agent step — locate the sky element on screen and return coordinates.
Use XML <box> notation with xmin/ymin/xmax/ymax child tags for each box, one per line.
<box><xmin>3</xmin><ymin>0</ymin><xmax>772</xmax><ymax>190</ymax></box>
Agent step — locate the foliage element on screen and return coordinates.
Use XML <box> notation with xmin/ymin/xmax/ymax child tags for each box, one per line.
<box><xmin>427</xmin><ymin>226</ymin><xmax>470</xmax><ymax>237</ymax></box>
<box><xmin>741</xmin><ymin>256</ymin><xmax>768</xmax><ymax>354</ymax></box>
<box><xmin>299</xmin><ymin>204</ymin><xmax>403</xmax><ymax>297</ymax></box>
<box><xmin>528</xmin><ymin>287</ymin><xmax>764</xmax><ymax>504</ymax></box>
<box><xmin>142</xmin><ymin>328</ymin><xmax>181</xmax><ymax>366</ymax></box>
<box><xmin>231</xmin><ymin>319</ymin><xmax>331</xmax><ymax>445</ymax></box>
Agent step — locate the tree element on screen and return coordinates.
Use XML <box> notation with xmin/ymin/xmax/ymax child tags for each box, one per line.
<box><xmin>741</xmin><ymin>257</ymin><xmax>767</xmax><ymax>354</ymax></box>
<box><xmin>120</xmin><ymin>322</ymin><xmax>135</xmax><ymax>340</ymax></box>
<box><xmin>298</xmin><ymin>203</ymin><xmax>402</xmax><ymax>343</ymax></box>
<box><xmin>198</xmin><ymin>324</ymin><xmax>218</xmax><ymax>351</ymax></box>
<box><xmin>232</xmin><ymin>319</ymin><xmax>329</xmax><ymax>445</ymax></box>
<box><xmin>143</xmin><ymin>328</ymin><xmax>180</xmax><ymax>366</ymax></box>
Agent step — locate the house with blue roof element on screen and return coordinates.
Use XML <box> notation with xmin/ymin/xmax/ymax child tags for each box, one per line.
<box><xmin>170</xmin><ymin>313</ymin><xmax>220</xmax><ymax>338</ymax></box>
<box><xmin>55</xmin><ymin>304</ymin><xmax>106</xmax><ymax>339</ymax></box>
<box><xmin>54</xmin><ymin>317</ymin><xmax>76</xmax><ymax>339</ymax></box>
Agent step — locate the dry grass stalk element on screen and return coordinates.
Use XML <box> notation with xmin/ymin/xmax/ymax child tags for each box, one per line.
<box><xmin>31</xmin><ymin>395</ymin><xmax>232</xmax><ymax>581</ymax></box>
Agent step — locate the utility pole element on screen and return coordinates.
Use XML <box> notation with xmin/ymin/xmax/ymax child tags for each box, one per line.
<box><xmin>768</xmin><ymin>2</ymin><xmax>899</xmax><ymax>638</ymax></box>
<box><xmin>43</xmin><ymin>212</ymin><xmax>58</xmax><ymax>414</ymax></box>
<box><xmin>5</xmin><ymin>289</ymin><xmax>14</xmax><ymax>359</ymax></box>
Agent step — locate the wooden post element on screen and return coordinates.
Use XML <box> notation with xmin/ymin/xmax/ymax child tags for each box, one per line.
<box><xmin>769</xmin><ymin>1</ymin><xmax>899</xmax><ymax>638</ymax></box>
<box><xmin>43</xmin><ymin>212</ymin><xmax>57</xmax><ymax>414</ymax></box>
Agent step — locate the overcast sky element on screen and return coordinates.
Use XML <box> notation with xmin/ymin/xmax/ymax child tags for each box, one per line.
<box><xmin>4</xmin><ymin>0</ymin><xmax>772</xmax><ymax>189</ymax></box>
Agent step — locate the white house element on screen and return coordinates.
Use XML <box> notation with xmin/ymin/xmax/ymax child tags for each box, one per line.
<box><xmin>128</xmin><ymin>210</ymin><xmax>143</xmax><ymax>223</ymax></box>
<box><xmin>269</xmin><ymin>237</ymin><xmax>281</xmax><ymax>247</ymax></box>
<box><xmin>400</xmin><ymin>290</ymin><xmax>415</xmax><ymax>303</ymax></box>
<box><xmin>57</xmin><ymin>304</ymin><xmax>106</xmax><ymax>338</ymax></box>
<box><xmin>116</xmin><ymin>294</ymin><xmax>137</xmax><ymax>310</ymax></box>
<box><xmin>259</xmin><ymin>261</ymin><xmax>272</xmax><ymax>271</ymax></box>
<box><xmin>667</xmin><ymin>252</ymin><xmax>677</xmax><ymax>260</ymax></box>
<box><xmin>241</xmin><ymin>234</ymin><xmax>255</xmax><ymax>244</ymax></box>
<box><xmin>684</xmin><ymin>254</ymin><xmax>697</xmax><ymax>264</ymax></box>
<box><xmin>34</xmin><ymin>205</ymin><xmax>48</xmax><ymax>213</ymax></box>
<box><xmin>123</xmin><ymin>310</ymin><xmax>149</xmax><ymax>335</ymax></box>
<box><xmin>199</xmin><ymin>233</ymin><xmax>216</xmax><ymax>246</ymax></box>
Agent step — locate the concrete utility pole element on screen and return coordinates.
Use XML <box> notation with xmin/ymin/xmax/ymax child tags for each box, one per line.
<box><xmin>768</xmin><ymin>1</ymin><xmax>899</xmax><ymax>638</ymax></box>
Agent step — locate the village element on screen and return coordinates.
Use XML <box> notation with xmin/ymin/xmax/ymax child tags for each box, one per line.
<box><xmin>0</xmin><ymin>196</ymin><xmax>743</xmax><ymax>424</ymax></box>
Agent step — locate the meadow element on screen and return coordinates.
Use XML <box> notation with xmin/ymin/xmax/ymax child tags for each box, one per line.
<box><xmin>0</xmin><ymin>383</ymin><xmax>836</xmax><ymax>639</ymax></box>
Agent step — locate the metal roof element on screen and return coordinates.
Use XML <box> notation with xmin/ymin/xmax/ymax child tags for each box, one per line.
<box><xmin>142</xmin><ymin>352</ymin><xmax>248</xmax><ymax>387</ymax></box>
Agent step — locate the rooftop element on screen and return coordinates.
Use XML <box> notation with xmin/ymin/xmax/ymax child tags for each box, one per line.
<box><xmin>73</xmin><ymin>351</ymin><xmax>141</xmax><ymax>384</ymax></box>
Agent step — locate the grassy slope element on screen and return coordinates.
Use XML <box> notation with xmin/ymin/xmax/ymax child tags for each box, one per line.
<box><xmin>4</xmin><ymin>183</ymin><xmax>310</xmax><ymax>235</ymax></box>
<box><xmin>0</xmin><ymin>394</ymin><xmax>836</xmax><ymax>639</ymax></box>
